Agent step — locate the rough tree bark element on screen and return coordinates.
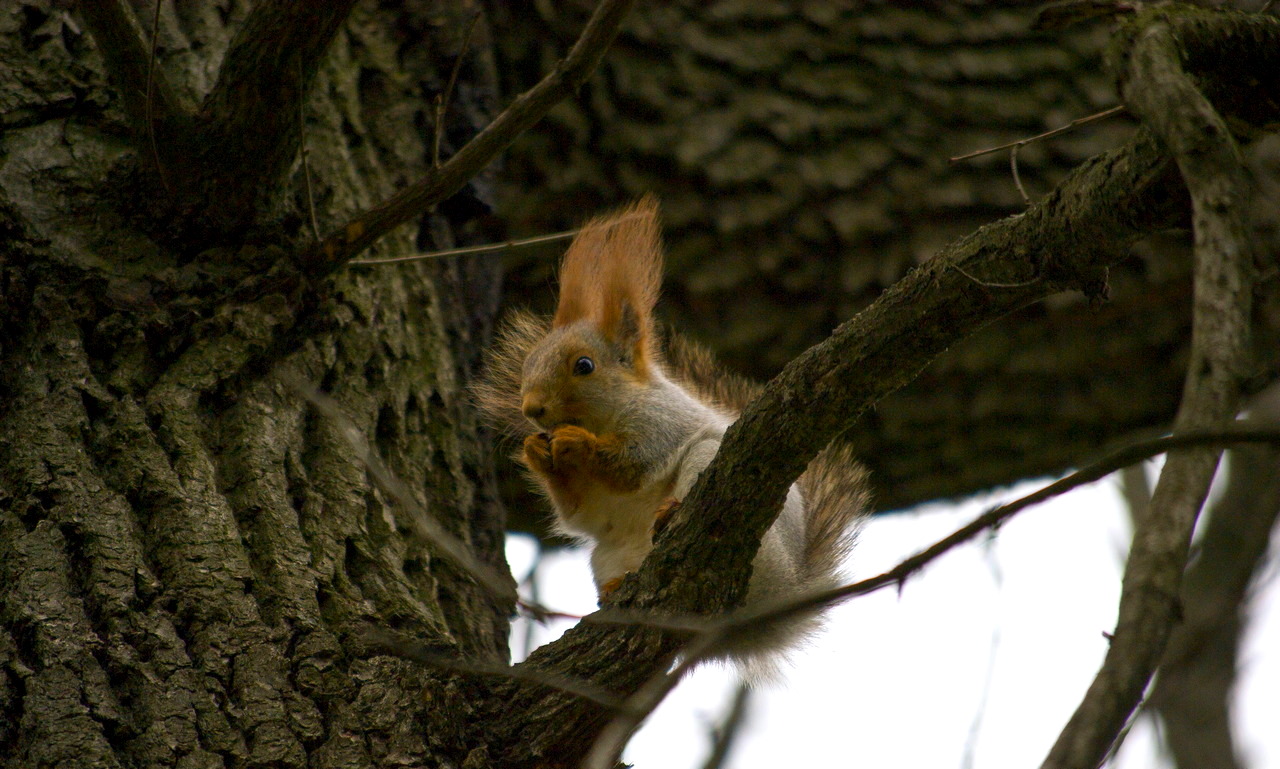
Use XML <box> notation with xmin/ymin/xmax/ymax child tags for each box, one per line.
<box><xmin>0</xmin><ymin>1</ymin><xmax>514</xmax><ymax>766</ymax></box>
<box><xmin>2</xmin><ymin>3</ymin><xmax>1278</xmax><ymax>769</ymax></box>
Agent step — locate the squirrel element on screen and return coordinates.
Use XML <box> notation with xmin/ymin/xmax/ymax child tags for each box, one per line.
<box><xmin>474</xmin><ymin>196</ymin><xmax>868</xmax><ymax>669</ymax></box>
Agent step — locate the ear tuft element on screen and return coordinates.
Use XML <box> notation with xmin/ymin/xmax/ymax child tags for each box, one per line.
<box><xmin>553</xmin><ymin>196</ymin><xmax>664</xmax><ymax>370</ymax></box>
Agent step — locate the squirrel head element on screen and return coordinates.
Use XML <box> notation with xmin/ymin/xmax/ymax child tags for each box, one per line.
<box><xmin>518</xmin><ymin>196</ymin><xmax>664</xmax><ymax>433</ymax></box>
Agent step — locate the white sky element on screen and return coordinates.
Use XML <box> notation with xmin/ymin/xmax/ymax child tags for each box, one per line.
<box><xmin>505</xmin><ymin>469</ymin><xmax>1280</xmax><ymax>769</ymax></box>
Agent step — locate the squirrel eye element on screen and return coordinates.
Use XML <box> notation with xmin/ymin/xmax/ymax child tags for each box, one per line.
<box><xmin>573</xmin><ymin>356</ymin><xmax>595</xmax><ymax>376</ymax></box>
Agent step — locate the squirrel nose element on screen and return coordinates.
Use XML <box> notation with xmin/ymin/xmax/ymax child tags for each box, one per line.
<box><xmin>522</xmin><ymin>398</ymin><xmax>546</xmax><ymax>421</ymax></box>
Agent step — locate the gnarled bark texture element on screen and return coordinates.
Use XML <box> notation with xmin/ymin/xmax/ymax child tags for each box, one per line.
<box><xmin>1</xmin><ymin>2</ymin><xmax>509</xmax><ymax>766</ymax></box>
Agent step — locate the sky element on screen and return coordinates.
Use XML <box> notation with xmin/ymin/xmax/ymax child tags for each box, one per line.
<box><xmin>505</xmin><ymin>466</ymin><xmax>1280</xmax><ymax>769</ymax></box>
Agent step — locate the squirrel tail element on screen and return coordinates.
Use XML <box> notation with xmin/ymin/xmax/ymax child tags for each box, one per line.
<box><xmin>797</xmin><ymin>441</ymin><xmax>870</xmax><ymax>585</ymax></box>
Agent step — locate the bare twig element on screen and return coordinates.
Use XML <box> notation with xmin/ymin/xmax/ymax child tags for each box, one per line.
<box><xmin>350</xmin><ymin>210</ymin><xmax>652</xmax><ymax>265</ymax></box>
<box><xmin>349</xmin><ymin>228</ymin><xmax>582</xmax><ymax>265</ymax></box>
<box><xmin>950</xmin><ymin>105</ymin><xmax>1126</xmax><ymax>164</ymax></box>
<box><xmin>1041</xmin><ymin>12</ymin><xmax>1255</xmax><ymax>769</ymax></box>
<box><xmin>700</xmin><ymin>684</ymin><xmax>752</xmax><ymax>769</ymax></box>
<box><xmin>1011</xmin><ymin>144</ymin><xmax>1030</xmax><ymax>204</ymax></box>
<box><xmin>298</xmin><ymin>60</ymin><xmax>321</xmax><ymax>242</ymax></box>
<box><xmin>308</xmin><ymin>0</ymin><xmax>637</xmax><ymax>272</ymax></box>
<box><xmin>433</xmin><ymin>11</ymin><xmax>483</xmax><ymax>168</ymax></box>
<box><xmin>952</xmin><ymin>261</ymin><xmax>1041</xmax><ymax>289</ymax></box>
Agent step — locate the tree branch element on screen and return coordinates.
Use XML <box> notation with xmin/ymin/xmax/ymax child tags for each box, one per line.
<box><xmin>305</xmin><ymin>0</ymin><xmax>637</xmax><ymax>273</ymax></box>
<box><xmin>197</xmin><ymin>0</ymin><xmax>358</xmax><ymax>228</ymax></box>
<box><xmin>76</xmin><ymin>0</ymin><xmax>191</xmax><ymax>153</ymax></box>
<box><xmin>1148</xmin><ymin>392</ymin><xmax>1280</xmax><ymax>769</ymax></box>
<box><xmin>1041</xmin><ymin>10</ymin><xmax>1256</xmax><ymax>769</ymax></box>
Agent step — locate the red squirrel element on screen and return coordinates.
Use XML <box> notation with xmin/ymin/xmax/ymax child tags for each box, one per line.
<box><xmin>475</xmin><ymin>197</ymin><xmax>867</xmax><ymax>667</ymax></box>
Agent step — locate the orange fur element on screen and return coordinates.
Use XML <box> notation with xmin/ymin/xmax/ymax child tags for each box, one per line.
<box><xmin>553</xmin><ymin>195</ymin><xmax>664</xmax><ymax>377</ymax></box>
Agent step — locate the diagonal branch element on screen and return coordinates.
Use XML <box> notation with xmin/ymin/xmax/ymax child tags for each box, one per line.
<box><xmin>1041</xmin><ymin>12</ymin><xmax>1256</xmax><ymax>769</ymax></box>
<box><xmin>197</xmin><ymin>0</ymin><xmax>358</xmax><ymax>227</ymax></box>
<box><xmin>305</xmin><ymin>0</ymin><xmax>637</xmax><ymax>273</ymax></box>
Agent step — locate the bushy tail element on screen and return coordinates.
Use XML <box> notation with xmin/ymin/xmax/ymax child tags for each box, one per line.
<box><xmin>797</xmin><ymin>441</ymin><xmax>870</xmax><ymax>584</ymax></box>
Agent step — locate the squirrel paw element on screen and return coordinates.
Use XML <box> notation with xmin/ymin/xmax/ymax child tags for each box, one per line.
<box><xmin>549</xmin><ymin>424</ymin><xmax>598</xmax><ymax>472</ymax></box>
<box><xmin>598</xmin><ymin>577</ymin><xmax>623</xmax><ymax>604</ymax></box>
<box><xmin>521</xmin><ymin>432</ymin><xmax>555</xmax><ymax>475</ymax></box>
<box><xmin>651</xmin><ymin>497</ymin><xmax>681</xmax><ymax>538</ymax></box>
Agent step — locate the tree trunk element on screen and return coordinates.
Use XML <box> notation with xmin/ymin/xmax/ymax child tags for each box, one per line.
<box><xmin>1</xmin><ymin>2</ymin><xmax>509</xmax><ymax>766</ymax></box>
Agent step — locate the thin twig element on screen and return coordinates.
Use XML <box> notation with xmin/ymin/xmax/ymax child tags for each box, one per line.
<box><xmin>350</xmin><ymin>209</ymin><xmax>652</xmax><ymax>265</ymax></box>
<box><xmin>298</xmin><ymin>59</ymin><xmax>321</xmax><ymax>242</ymax></box>
<box><xmin>1011</xmin><ymin>144</ymin><xmax>1030</xmax><ymax>205</ymax></box>
<box><xmin>308</xmin><ymin>0</ymin><xmax>637</xmax><ymax>271</ymax></box>
<box><xmin>950</xmin><ymin>105</ymin><xmax>1126</xmax><ymax>164</ymax></box>
<box><xmin>952</xmin><ymin>261</ymin><xmax>1041</xmax><ymax>289</ymax></box>
<box><xmin>349</xmin><ymin>227</ymin><xmax>582</xmax><ymax>265</ymax></box>
<box><xmin>699</xmin><ymin>683</ymin><xmax>752</xmax><ymax>769</ymax></box>
<box><xmin>144</xmin><ymin>0</ymin><xmax>170</xmax><ymax>193</ymax></box>
<box><xmin>434</xmin><ymin>11</ymin><xmax>482</xmax><ymax>168</ymax></box>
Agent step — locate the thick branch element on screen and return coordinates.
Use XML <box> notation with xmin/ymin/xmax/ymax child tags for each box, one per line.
<box><xmin>306</xmin><ymin>0</ymin><xmax>637</xmax><ymax>272</ymax></box>
<box><xmin>197</xmin><ymin>0</ymin><xmax>357</xmax><ymax>227</ymax></box>
<box><xmin>1041</xmin><ymin>13</ymin><xmax>1255</xmax><ymax>769</ymax></box>
<box><xmin>76</xmin><ymin>0</ymin><xmax>191</xmax><ymax>150</ymax></box>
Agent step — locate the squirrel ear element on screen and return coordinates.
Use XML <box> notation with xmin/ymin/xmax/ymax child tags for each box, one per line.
<box><xmin>553</xmin><ymin>223</ymin><xmax>606</xmax><ymax>328</ymax></box>
<box><xmin>598</xmin><ymin>196</ymin><xmax>662</xmax><ymax>367</ymax></box>
<box><xmin>553</xmin><ymin>196</ymin><xmax>664</xmax><ymax>371</ymax></box>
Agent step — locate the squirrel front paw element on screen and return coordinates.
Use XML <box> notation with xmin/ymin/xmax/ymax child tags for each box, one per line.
<box><xmin>651</xmin><ymin>497</ymin><xmax>681</xmax><ymax>538</ymax></box>
<box><xmin>548</xmin><ymin>424</ymin><xmax>598</xmax><ymax>473</ymax></box>
<box><xmin>597</xmin><ymin>576</ymin><xmax>623</xmax><ymax>604</ymax></box>
<box><xmin>522</xmin><ymin>432</ymin><xmax>555</xmax><ymax>475</ymax></box>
